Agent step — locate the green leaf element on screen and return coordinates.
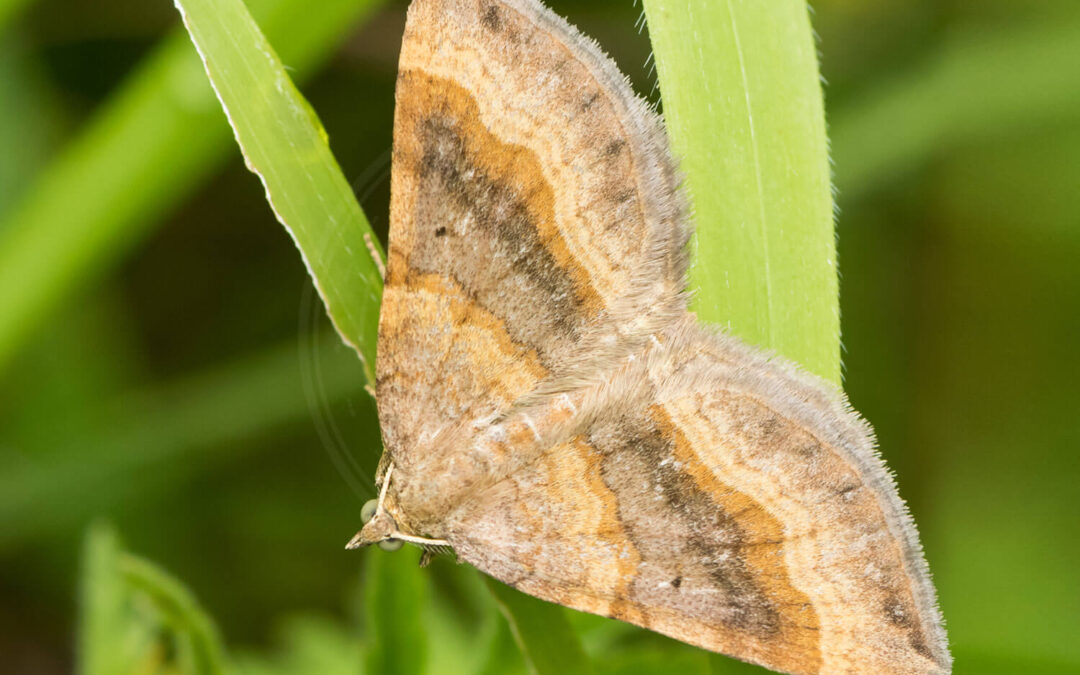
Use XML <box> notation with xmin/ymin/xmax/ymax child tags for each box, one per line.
<box><xmin>423</xmin><ymin>565</ymin><xmax>500</xmax><ymax>675</ymax></box>
<box><xmin>79</xmin><ymin>524</ymin><xmax>142</xmax><ymax>675</ymax></box>
<box><xmin>78</xmin><ymin>523</ymin><xmax>227</xmax><ymax>675</ymax></box>
<box><xmin>642</xmin><ymin>0</ymin><xmax>839</xmax><ymax>382</ymax></box>
<box><xmin>365</xmin><ymin>548</ymin><xmax>428</xmax><ymax>675</ymax></box>
<box><xmin>0</xmin><ymin>0</ymin><xmax>383</xmax><ymax>376</ymax></box>
<box><xmin>475</xmin><ymin>615</ymin><xmax>528</xmax><ymax>675</ymax></box>
<box><xmin>174</xmin><ymin>0</ymin><xmax>385</xmax><ymax>385</ymax></box>
<box><xmin>232</xmin><ymin>615</ymin><xmax>364</xmax><ymax>675</ymax></box>
<box><xmin>485</xmin><ymin>578</ymin><xmax>593</xmax><ymax>675</ymax></box>
<box><xmin>119</xmin><ymin>554</ymin><xmax>228</xmax><ymax>674</ymax></box>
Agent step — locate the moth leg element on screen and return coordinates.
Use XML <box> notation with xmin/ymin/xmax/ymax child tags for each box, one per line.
<box><xmin>418</xmin><ymin>544</ymin><xmax>457</xmax><ymax>568</ymax></box>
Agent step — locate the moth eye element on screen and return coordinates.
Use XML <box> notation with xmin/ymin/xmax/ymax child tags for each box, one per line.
<box><xmin>378</xmin><ymin>538</ymin><xmax>404</xmax><ymax>552</ymax></box>
<box><xmin>361</xmin><ymin>499</ymin><xmax>379</xmax><ymax>524</ymax></box>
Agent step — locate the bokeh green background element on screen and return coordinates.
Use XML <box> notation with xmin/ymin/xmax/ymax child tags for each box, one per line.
<box><xmin>2</xmin><ymin>0</ymin><xmax>1078</xmax><ymax>673</ymax></box>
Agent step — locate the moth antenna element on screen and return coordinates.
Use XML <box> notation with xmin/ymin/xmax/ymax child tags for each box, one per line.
<box><xmin>376</xmin><ymin>461</ymin><xmax>394</xmax><ymax>512</ymax></box>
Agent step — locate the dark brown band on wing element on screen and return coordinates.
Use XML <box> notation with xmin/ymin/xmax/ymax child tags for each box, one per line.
<box><xmin>586</xmin><ymin>404</ymin><xmax>822</xmax><ymax>671</ymax></box>
<box><xmin>652</xmin><ymin>403</ymin><xmax>823</xmax><ymax>669</ymax></box>
<box><xmin>711</xmin><ymin>389</ymin><xmax>935</xmax><ymax>664</ymax></box>
<box><xmin>391</xmin><ymin>69</ymin><xmax>603</xmax><ymax>365</ymax></box>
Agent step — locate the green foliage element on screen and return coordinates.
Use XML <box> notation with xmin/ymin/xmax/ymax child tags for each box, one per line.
<box><xmin>0</xmin><ymin>0</ymin><xmax>383</xmax><ymax>376</ymax></box>
<box><xmin>485</xmin><ymin>578</ymin><xmax>592</xmax><ymax>675</ymax></box>
<box><xmin>364</xmin><ymin>548</ymin><xmax>428</xmax><ymax>675</ymax></box>
<box><xmin>642</xmin><ymin>0</ymin><xmax>839</xmax><ymax>383</ymax></box>
<box><xmin>79</xmin><ymin>524</ymin><xmax>226</xmax><ymax>675</ymax></box>
<box><xmin>232</xmin><ymin>616</ymin><xmax>363</xmax><ymax>675</ymax></box>
<box><xmin>175</xmin><ymin>0</ymin><xmax>385</xmax><ymax>385</ymax></box>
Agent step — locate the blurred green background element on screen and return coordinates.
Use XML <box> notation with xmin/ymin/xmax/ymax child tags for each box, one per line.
<box><xmin>2</xmin><ymin>0</ymin><xmax>1079</xmax><ymax>673</ymax></box>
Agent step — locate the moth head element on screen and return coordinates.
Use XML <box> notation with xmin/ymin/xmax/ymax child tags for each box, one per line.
<box><xmin>345</xmin><ymin>499</ymin><xmax>403</xmax><ymax>552</ymax></box>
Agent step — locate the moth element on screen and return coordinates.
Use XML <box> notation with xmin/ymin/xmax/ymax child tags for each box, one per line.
<box><xmin>347</xmin><ymin>1</ymin><xmax>950</xmax><ymax>673</ymax></box>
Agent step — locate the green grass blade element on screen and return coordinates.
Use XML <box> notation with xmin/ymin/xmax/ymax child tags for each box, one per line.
<box><xmin>0</xmin><ymin>0</ymin><xmax>382</xmax><ymax>376</ymax></box>
<box><xmin>79</xmin><ymin>524</ymin><xmax>136</xmax><ymax>675</ymax></box>
<box><xmin>232</xmin><ymin>616</ymin><xmax>364</xmax><ymax>675</ymax></box>
<box><xmin>485</xmin><ymin>578</ymin><xmax>593</xmax><ymax>675</ymax></box>
<box><xmin>0</xmin><ymin>33</ymin><xmax>226</xmax><ymax>374</ymax></box>
<box><xmin>119</xmin><ymin>553</ymin><xmax>228</xmax><ymax>675</ymax></box>
<box><xmin>365</xmin><ymin>548</ymin><xmax>428</xmax><ymax>675</ymax></box>
<box><xmin>79</xmin><ymin>524</ymin><xmax>228</xmax><ymax>675</ymax></box>
<box><xmin>175</xmin><ymin>0</ymin><xmax>385</xmax><ymax>384</ymax></box>
<box><xmin>475</xmin><ymin>616</ymin><xmax>528</xmax><ymax>675</ymax></box>
<box><xmin>642</xmin><ymin>0</ymin><xmax>839</xmax><ymax>382</ymax></box>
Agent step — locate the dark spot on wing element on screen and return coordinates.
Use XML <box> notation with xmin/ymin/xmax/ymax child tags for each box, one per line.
<box><xmin>605</xmin><ymin>139</ymin><xmax>626</xmax><ymax>158</ymax></box>
<box><xmin>884</xmin><ymin>594</ymin><xmax>934</xmax><ymax>658</ymax></box>
<box><xmin>481</xmin><ymin>5</ymin><xmax>500</xmax><ymax>31</ymax></box>
<box><xmin>750</xmin><ymin>413</ymin><xmax>782</xmax><ymax>441</ymax></box>
<box><xmin>883</xmin><ymin>595</ymin><xmax>911</xmax><ymax>628</ymax></box>
<box><xmin>835</xmin><ymin>482</ymin><xmax>861</xmax><ymax>499</ymax></box>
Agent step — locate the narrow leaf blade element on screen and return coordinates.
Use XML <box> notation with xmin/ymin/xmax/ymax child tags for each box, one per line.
<box><xmin>78</xmin><ymin>524</ymin><xmax>228</xmax><ymax>675</ymax></box>
<box><xmin>79</xmin><ymin>524</ymin><xmax>130</xmax><ymax>675</ymax></box>
<box><xmin>119</xmin><ymin>554</ymin><xmax>228</xmax><ymax>675</ymax></box>
<box><xmin>642</xmin><ymin>0</ymin><xmax>840</xmax><ymax>381</ymax></box>
<box><xmin>174</xmin><ymin>0</ymin><xmax>384</xmax><ymax>383</ymax></box>
<box><xmin>365</xmin><ymin>548</ymin><xmax>428</xmax><ymax>675</ymax></box>
<box><xmin>485</xmin><ymin>578</ymin><xmax>593</xmax><ymax>675</ymax></box>
<box><xmin>0</xmin><ymin>0</ymin><xmax>382</xmax><ymax>376</ymax></box>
